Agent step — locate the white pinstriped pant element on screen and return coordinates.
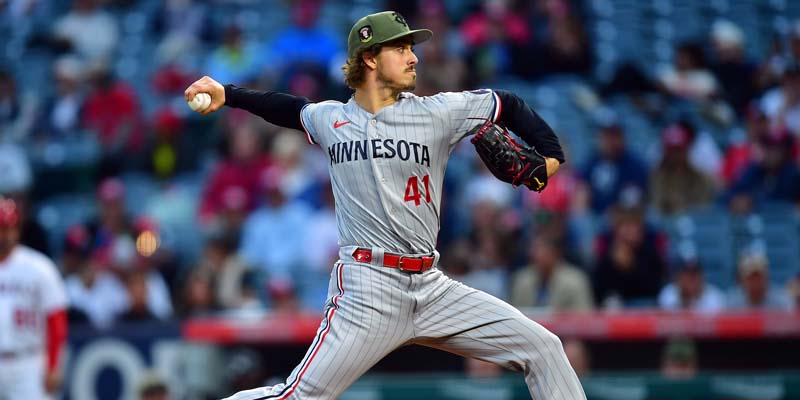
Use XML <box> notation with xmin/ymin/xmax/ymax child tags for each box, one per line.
<box><xmin>222</xmin><ymin>258</ymin><xmax>586</xmax><ymax>400</ymax></box>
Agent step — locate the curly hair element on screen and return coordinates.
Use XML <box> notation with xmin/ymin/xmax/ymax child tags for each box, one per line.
<box><xmin>341</xmin><ymin>45</ymin><xmax>382</xmax><ymax>90</ymax></box>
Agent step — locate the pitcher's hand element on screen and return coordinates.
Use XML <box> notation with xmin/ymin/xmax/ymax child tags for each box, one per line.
<box><xmin>184</xmin><ymin>76</ymin><xmax>226</xmax><ymax>115</ymax></box>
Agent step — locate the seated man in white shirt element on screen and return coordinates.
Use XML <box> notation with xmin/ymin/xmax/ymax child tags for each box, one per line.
<box><xmin>658</xmin><ymin>256</ymin><xmax>725</xmax><ymax>312</ymax></box>
<box><xmin>727</xmin><ymin>252</ymin><xmax>795</xmax><ymax>311</ymax></box>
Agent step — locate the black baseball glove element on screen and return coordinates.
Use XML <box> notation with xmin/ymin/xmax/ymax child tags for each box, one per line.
<box><xmin>469</xmin><ymin>120</ymin><xmax>549</xmax><ymax>192</ymax></box>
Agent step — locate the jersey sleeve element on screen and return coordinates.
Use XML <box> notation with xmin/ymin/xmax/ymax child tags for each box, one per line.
<box><xmin>299</xmin><ymin>103</ymin><xmax>320</xmax><ymax>145</ymax></box>
<box><xmin>439</xmin><ymin>89</ymin><xmax>502</xmax><ymax>144</ymax></box>
<box><xmin>40</xmin><ymin>259</ymin><xmax>68</xmax><ymax>313</ymax></box>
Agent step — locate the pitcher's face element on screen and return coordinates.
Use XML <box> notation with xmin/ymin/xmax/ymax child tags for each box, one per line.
<box><xmin>375</xmin><ymin>40</ymin><xmax>418</xmax><ymax>91</ymax></box>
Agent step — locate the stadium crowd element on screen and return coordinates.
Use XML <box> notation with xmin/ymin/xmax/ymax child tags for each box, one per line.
<box><xmin>0</xmin><ymin>0</ymin><xmax>799</xmax><ymax>332</ymax></box>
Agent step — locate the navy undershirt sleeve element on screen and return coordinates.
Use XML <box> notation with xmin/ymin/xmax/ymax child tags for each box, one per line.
<box><xmin>224</xmin><ymin>84</ymin><xmax>310</xmax><ymax>131</ymax></box>
<box><xmin>495</xmin><ymin>89</ymin><xmax>566</xmax><ymax>164</ymax></box>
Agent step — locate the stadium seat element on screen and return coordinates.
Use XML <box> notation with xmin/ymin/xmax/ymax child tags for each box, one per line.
<box><xmin>664</xmin><ymin>206</ymin><xmax>736</xmax><ymax>288</ymax></box>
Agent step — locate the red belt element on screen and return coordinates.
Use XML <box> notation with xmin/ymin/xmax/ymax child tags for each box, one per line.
<box><xmin>352</xmin><ymin>248</ymin><xmax>435</xmax><ymax>273</ymax></box>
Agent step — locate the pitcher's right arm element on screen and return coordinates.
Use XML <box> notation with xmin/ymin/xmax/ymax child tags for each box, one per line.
<box><xmin>184</xmin><ymin>76</ymin><xmax>311</xmax><ymax>131</ymax></box>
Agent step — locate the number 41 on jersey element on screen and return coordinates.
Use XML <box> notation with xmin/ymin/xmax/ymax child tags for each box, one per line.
<box><xmin>404</xmin><ymin>174</ymin><xmax>431</xmax><ymax>206</ymax></box>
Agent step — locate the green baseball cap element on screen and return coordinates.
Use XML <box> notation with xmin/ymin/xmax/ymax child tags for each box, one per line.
<box><xmin>347</xmin><ymin>11</ymin><xmax>433</xmax><ymax>58</ymax></box>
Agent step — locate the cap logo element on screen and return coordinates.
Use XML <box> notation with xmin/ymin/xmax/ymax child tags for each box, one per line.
<box><xmin>359</xmin><ymin>25</ymin><xmax>373</xmax><ymax>42</ymax></box>
<box><xmin>392</xmin><ymin>12</ymin><xmax>407</xmax><ymax>27</ymax></box>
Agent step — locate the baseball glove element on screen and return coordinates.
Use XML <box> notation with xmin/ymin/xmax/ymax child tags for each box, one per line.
<box><xmin>469</xmin><ymin>120</ymin><xmax>548</xmax><ymax>192</ymax></box>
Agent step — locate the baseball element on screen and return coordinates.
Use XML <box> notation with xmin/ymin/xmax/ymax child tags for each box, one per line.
<box><xmin>188</xmin><ymin>92</ymin><xmax>212</xmax><ymax>112</ymax></box>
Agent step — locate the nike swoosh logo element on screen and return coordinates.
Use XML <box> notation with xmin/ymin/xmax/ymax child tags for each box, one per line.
<box><xmin>334</xmin><ymin>120</ymin><xmax>351</xmax><ymax>129</ymax></box>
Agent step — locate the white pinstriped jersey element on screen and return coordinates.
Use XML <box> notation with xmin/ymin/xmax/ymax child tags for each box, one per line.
<box><xmin>300</xmin><ymin>90</ymin><xmax>501</xmax><ymax>254</ymax></box>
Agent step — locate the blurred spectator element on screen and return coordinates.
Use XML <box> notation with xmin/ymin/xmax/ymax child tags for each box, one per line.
<box><xmin>727</xmin><ymin>252</ymin><xmax>794</xmax><ymax>311</ymax></box>
<box><xmin>522</xmin><ymin>0</ymin><xmax>591</xmax><ymax>79</ymax></box>
<box><xmin>281</xmin><ymin>67</ymin><xmax>328</xmax><ymax>103</ymax></box>
<box><xmin>199</xmin><ymin>120</ymin><xmax>272</xmax><ymax>225</ymax></box>
<box><xmin>510</xmin><ymin>235</ymin><xmax>593</xmax><ymax>311</ymax></box>
<box><xmin>466</xmin><ymin>176</ymin><xmax>519</xmax><ymax>239</ymax></box>
<box><xmin>592</xmin><ymin>203</ymin><xmax>667</xmax><ymax>308</ymax></box>
<box><xmin>709</xmin><ymin>20</ymin><xmax>757</xmax><ymax>115</ymax></box>
<box><xmin>454</xmin><ymin>196</ymin><xmax>516</xmax><ymax>299</ymax></box>
<box><xmin>270</xmin><ymin>129</ymin><xmax>316</xmax><ymax>201</ymax></box>
<box><xmin>580</xmin><ymin>121</ymin><xmax>648</xmax><ymax>215</ymax></box>
<box><xmin>720</xmin><ymin>105</ymin><xmax>769</xmax><ymax>185</ymax></box>
<box><xmin>415</xmin><ymin>27</ymin><xmax>466</xmax><ymax>96</ymax></box>
<box><xmin>413</xmin><ymin>2</ymin><xmax>466</xmax><ymax>96</ymax></box>
<box><xmin>267</xmin><ymin>278</ymin><xmax>301</xmax><ymax>314</ymax></box>
<box><xmin>61</xmin><ymin>224</ymin><xmax>93</xmax><ymax>277</ymax></box>
<box><xmin>758</xmin><ymin>25</ymin><xmax>800</xmax><ymax>91</ymax></box>
<box><xmin>137</xmin><ymin>370</ymin><xmax>170</xmax><ymax>400</ymax></box>
<box><xmin>206</xmin><ymin>24</ymin><xmax>262</xmax><ymax>85</ymax></box>
<box><xmin>526</xmin><ymin>204</ymin><xmax>585</xmax><ymax>267</ymax></box>
<box><xmin>115</xmin><ymin>217</ymin><xmax>174</xmax><ymax>320</ymax></box>
<box><xmin>64</xmin><ymin>248</ymin><xmax>128</xmax><ymax>329</ymax></box>
<box><xmin>661</xmin><ymin>337</ymin><xmax>698</xmax><ymax>380</ymax></box>
<box><xmin>88</xmin><ymin>177</ymin><xmax>133</xmax><ymax>250</ymax></box>
<box><xmin>82</xmin><ymin>65</ymin><xmax>145</xmax><ymax>174</ymax></box>
<box><xmin>195</xmin><ymin>230</ymin><xmax>257</xmax><ymax>310</ymax></box>
<box><xmin>267</xmin><ymin>0</ymin><xmax>340</xmax><ymax>78</ymax></box>
<box><xmin>151</xmin><ymin>1</ymin><xmax>201</xmax><ymax>99</ymax></box>
<box><xmin>657</xmin><ymin>256</ymin><xmax>725</xmax><ymax>312</ymax></box>
<box><xmin>153</xmin><ymin>0</ymin><xmax>209</xmax><ymax>72</ymax></box>
<box><xmin>650</xmin><ymin>123</ymin><xmax>718</xmax><ymax>215</ymax></box>
<box><xmin>413</xmin><ymin>0</ymin><xmax>464</xmax><ymax>55</ymax></box>
<box><xmin>563</xmin><ymin>339</ymin><xmax>590</xmax><ymax>377</ymax></box>
<box><xmin>761</xmin><ymin>63</ymin><xmax>800</xmax><ymax>136</ymax></box>
<box><xmin>238</xmin><ymin>168</ymin><xmax>312</xmax><ymax>305</ymax></box>
<box><xmin>601</xmin><ymin>62</ymin><xmax>659</xmax><ymax>98</ymax></box>
<box><xmin>151</xmin><ymin>58</ymin><xmax>196</xmax><ymax>99</ymax></box>
<box><xmin>140</xmin><ymin>184</ymin><xmax>200</xmax><ymax>288</ymax></box>
<box><xmin>85</xmin><ymin>184</ymin><xmax>174</xmax><ymax>322</ymax></box>
<box><xmin>33</xmin><ymin>56</ymin><xmax>86</xmax><ymax>139</ymax></box>
<box><xmin>154</xmin><ymin>0</ymin><xmax>208</xmax><ymax>42</ymax></box>
<box><xmin>463</xmin><ymin>161</ymin><xmax>517</xmax><ymax>211</ymax></box>
<box><xmin>726</xmin><ymin>127</ymin><xmax>800</xmax><ymax>214</ymax></box>
<box><xmin>213</xmin><ymin>186</ymin><xmax>251</xmax><ymax>237</ymax></box>
<box><xmin>118</xmin><ymin>269</ymin><xmax>161</xmax><ymax>323</ymax></box>
<box><xmin>461</xmin><ymin>231</ymin><xmax>509</xmax><ymax>301</ymax></box>
<box><xmin>178</xmin><ymin>268</ymin><xmax>217</xmax><ymax>317</ymax></box>
<box><xmin>648</xmin><ymin>120</ymin><xmax>723</xmax><ymax>179</ymax></box>
<box><xmin>657</xmin><ymin>42</ymin><xmax>719</xmax><ymax>101</ymax></box>
<box><xmin>51</xmin><ymin>0</ymin><xmax>119</xmax><ymax>62</ymax></box>
<box><xmin>110</xmin><ymin>235</ymin><xmax>172</xmax><ymax>320</ymax></box>
<box><xmin>0</xmin><ymin>69</ymin><xmax>36</xmax><ymax>140</ymax></box>
<box><xmin>460</xmin><ymin>0</ymin><xmax>530</xmax><ymax>83</ymax></box>
<box><xmin>143</xmin><ymin>107</ymin><xmax>196</xmax><ymax>180</ymax></box>
<box><xmin>522</xmin><ymin>157</ymin><xmax>585</xmax><ymax>216</ymax></box>
<box><xmin>440</xmin><ymin>238</ymin><xmax>472</xmax><ymax>280</ymax></box>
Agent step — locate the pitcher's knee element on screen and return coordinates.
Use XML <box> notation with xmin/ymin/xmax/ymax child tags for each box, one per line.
<box><xmin>517</xmin><ymin>322</ymin><xmax>567</xmax><ymax>363</ymax></box>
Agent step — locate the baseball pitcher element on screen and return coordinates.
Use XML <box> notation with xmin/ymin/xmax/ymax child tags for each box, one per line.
<box><xmin>186</xmin><ymin>11</ymin><xmax>585</xmax><ymax>400</ymax></box>
<box><xmin>0</xmin><ymin>197</ymin><xmax>68</xmax><ymax>400</ymax></box>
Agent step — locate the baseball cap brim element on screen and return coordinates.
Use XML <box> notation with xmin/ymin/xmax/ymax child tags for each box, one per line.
<box><xmin>379</xmin><ymin>29</ymin><xmax>433</xmax><ymax>46</ymax></box>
